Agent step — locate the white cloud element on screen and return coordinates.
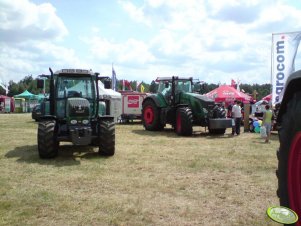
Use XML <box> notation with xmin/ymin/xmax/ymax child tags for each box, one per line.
<box><xmin>0</xmin><ymin>0</ymin><xmax>74</xmax><ymax>82</ymax></box>
<box><xmin>84</xmin><ymin>36</ymin><xmax>155</xmax><ymax>65</ymax></box>
<box><xmin>0</xmin><ymin>0</ymin><xmax>68</xmax><ymax>42</ymax></box>
<box><xmin>114</xmin><ymin>0</ymin><xmax>301</xmax><ymax>84</ymax></box>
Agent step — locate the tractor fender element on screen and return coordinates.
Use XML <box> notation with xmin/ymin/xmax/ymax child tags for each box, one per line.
<box><xmin>142</xmin><ymin>95</ymin><xmax>163</xmax><ymax>108</ymax></box>
<box><xmin>277</xmin><ymin>70</ymin><xmax>301</xmax><ymax>123</ymax></box>
<box><xmin>39</xmin><ymin>115</ymin><xmax>57</xmax><ymax>121</ymax></box>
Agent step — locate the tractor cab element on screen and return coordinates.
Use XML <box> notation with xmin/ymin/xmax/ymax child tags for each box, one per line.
<box><xmin>156</xmin><ymin>77</ymin><xmax>193</xmax><ymax>105</ymax></box>
<box><xmin>55</xmin><ymin>74</ymin><xmax>96</xmax><ymax>119</ymax></box>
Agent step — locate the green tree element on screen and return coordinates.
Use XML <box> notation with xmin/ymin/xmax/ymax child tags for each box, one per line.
<box><xmin>7</xmin><ymin>80</ymin><xmax>19</xmax><ymax>97</ymax></box>
<box><xmin>149</xmin><ymin>80</ymin><xmax>157</xmax><ymax>93</ymax></box>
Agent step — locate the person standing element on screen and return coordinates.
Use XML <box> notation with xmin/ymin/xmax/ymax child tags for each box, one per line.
<box><xmin>262</xmin><ymin>105</ymin><xmax>273</xmax><ymax>143</ymax></box>
<box><xmin>231</xmin><ymin>100</ymin><xmax>242</xmax><ymax>135</ymax></box>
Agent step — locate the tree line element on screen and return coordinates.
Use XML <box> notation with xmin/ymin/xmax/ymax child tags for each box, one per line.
<box><xmin>0</xmin><ymin>75</ymin><xmax>271</xmax><ymax>101</ymax></box>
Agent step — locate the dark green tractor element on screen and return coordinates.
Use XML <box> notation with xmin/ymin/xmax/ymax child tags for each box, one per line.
<box><xmin>37</xmin><ymin>68</ymin><xmax>115</xmax><ymax>158</ymax></box>
<box><xmin>142</xmin><ymin>76</ymin><xmax>232</xmax><ymax>136</ymax></box>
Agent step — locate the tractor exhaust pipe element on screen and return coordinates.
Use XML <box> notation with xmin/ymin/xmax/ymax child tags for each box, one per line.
<box><xmin>49</xmin><ymin>67</ymin><xmax>55</xmax><ymax>115</ymax></box>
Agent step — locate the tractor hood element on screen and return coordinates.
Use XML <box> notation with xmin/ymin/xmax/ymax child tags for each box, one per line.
<box><xmin>181</xmin><ymin>92</ymin><xmax>216</xmax><ymax>113</ymax></box>
<box><xmin>189</xmin><ymin>93</ymin><xmax>215</xmax><ymax>104</ymax></box>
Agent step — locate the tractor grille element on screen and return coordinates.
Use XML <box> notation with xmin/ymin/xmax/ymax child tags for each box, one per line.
<box><xmin>67</xmin><ymin>98</ymin><xmax>90</xmax><ymax>117</ymax></box>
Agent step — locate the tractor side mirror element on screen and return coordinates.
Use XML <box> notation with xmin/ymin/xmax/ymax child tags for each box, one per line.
<box><xmin>37</xmin><ymin>79</ymin><xmax>44</xmax><ymax>89</ymax></box>
<box><xmin>103</xmin><ymin>80</ymin><xmax>111</xmax><ymax>89</ymax></box>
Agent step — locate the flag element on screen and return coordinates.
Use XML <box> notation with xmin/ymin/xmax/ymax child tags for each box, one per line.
<box><xmin>237</xmin><ymin>79</ymin><xmax>240</xmax><ymax>91</ymax></box>
<box><xmin>123</xmin><ymin>80</ymin><xmax>132</xmax><ymax>91</ymax></box>
<box><xmin>231</xmin><ymin>79</ymin><xmax>237</xmax><ymax>89</ymax></box>
<box><xmin>122</xmin><ymin>80</ymin><xmax>125</xmax><ymax>91</ymax></box>
<box><xmin>271</xmin><ymin>31</ymin><xmax>301</xmax><ymax>104</ymax></box>
<box><xmin>141</xmin><ymin>84</ymin><xmax>145</xmax><ymax>93</ymax></box>
<box><xmin>136</xmin><ymin>81</ymin><xmax>141</xmax><ymax>91</ymax></box>
<box><xmin>112</xmin><ymin>65</ymin><xmax>117</xmax><ymax>91</ymax></box>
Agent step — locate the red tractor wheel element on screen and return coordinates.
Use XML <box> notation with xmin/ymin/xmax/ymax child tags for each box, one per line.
<box><xmin>142</xmin><ymin>99</ymin><xmax>164</xmax><ymax>131</ymax></box>
<box><xmin>277</xmin><ymin>91</ymin><xmax>301</xmax><ymax>224</ymax></box>
<box><xmin>144</xmin><ymin>106</ymin><xmax>154</xmax><ymax>125</ymax></box>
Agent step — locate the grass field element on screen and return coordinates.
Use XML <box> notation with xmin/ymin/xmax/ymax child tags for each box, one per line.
<box><xmin>0</xmin><ymin>113</ymin><xmax>280</xmax><ymax>225</ymax></box>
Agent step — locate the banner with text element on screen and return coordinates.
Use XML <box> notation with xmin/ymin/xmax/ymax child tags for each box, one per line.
<box><xmin>271</xmin><ymin>32</ymin><xmax>301</xmax><ymax>104</ymax></box>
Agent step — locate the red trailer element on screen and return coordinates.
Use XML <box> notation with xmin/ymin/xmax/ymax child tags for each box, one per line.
<box><xmin>119</xmin><ymin>91</ymin><xmax>147</xmax><ymax>122</ymax></box>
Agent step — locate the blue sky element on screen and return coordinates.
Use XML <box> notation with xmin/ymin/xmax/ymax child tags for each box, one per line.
<box><xmin>1</xmin><ymin>0</ymin><xmax>301</xmax><ymax>85</ymax></box>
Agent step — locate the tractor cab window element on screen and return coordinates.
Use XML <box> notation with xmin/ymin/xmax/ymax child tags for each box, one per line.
<box><xmin>175</xmin><ymin>80</ymin><xmax>192</xmax><ymax>93</ymax></box>
<box><xmin>56</xmin><ymin>76</ymin><xmax>95</xmax><ymax>99</ymax></box>
<box><xmin>158</xmin><ymin>81</ymin><xmax>172</xmax><ymax>95</ymax></box>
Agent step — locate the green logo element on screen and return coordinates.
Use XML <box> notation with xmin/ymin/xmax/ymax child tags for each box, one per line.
<box><xmin>267</xmin><ymin>206</ymin><xmax>298</xmax><ymax>224</ymax></box>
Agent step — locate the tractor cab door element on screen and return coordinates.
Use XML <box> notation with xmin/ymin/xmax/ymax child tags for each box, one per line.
<box><xmin>174</xmin><ymin>81</ymin><xmax>192</xmax><ymax>104</ymax></box>
<box><xmin>158</xmin><ymin>81</ymin><xmax>172</xmax><ymax>104</ymax></box>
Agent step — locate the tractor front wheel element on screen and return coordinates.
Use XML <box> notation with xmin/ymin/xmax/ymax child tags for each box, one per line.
<box><xmin>37</xmin><ymin>120</ymin><xmax>59</xmax><ymax>159</ymax></box>
<box><xmin>99</xmin><ymin>119</ymin><xmax>115</xmax><ymax>156</ymax></box>
<box><xmin>142</xmin><ymin>100</ymin><xmax>164</xmax><ymax>131</ymax></box>
<box><xmin>176</xmin><ymin>107</ymin><xmax>193</xmax><ymax>136</ymax></box>
<box><xmin>277</xmin><ymin>91</ymin><xmax>301</xmax><ymax>221</ymax></box>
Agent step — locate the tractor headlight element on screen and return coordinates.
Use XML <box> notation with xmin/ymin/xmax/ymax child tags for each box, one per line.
<box><xmin>70</xmin><ymin>119</ymin><xmax>77</xmax><ymax>125</ymax></box>
<box><xmin>82</xmin><ymin>119</ymin><xmax>89</xmax><ymax>125</ymax></box>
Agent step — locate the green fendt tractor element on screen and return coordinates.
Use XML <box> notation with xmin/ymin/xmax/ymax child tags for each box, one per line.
<box><xmin>276</xmin><ymin>70</ymin><xmax>301</xmax><ymax>224</ymax></box>
<box><xmin>142</xmin><ymin>76</ymin><xmax>232</xmax><ymax>136</ymax></box>
<box><xmin>37</xmin><ymin>68</ymin><xmax>115</xmax><ymax>158</ymax></box>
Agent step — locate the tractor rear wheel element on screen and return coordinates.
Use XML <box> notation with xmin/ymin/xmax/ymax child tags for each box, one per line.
<box><xmin>99</xmin><ymin>119</ymin><xmax>115</xmax><ymax>156</ymax></box>
<box><xmin>142</xmin><ymin>99</ymin><xmax>164</xmax><ymax>131</ymax></box>
<box><xmin>176</xmin><ymin>107</ymin><xmax>193</xmax><ymax>136</ymax></box>
<box><xmin>38</xmin><ymin>120</ymin><xmax>59</xmax><ymax>158</ymax></box>
<box><xmin>277</xmin><ymin>91</ymin><xmax>301</xmax><ymax>221</ymax></box>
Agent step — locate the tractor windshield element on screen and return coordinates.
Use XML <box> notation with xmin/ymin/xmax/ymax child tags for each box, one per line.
<box><xmin>57</xmin><ymin>76</ymin><xmax>95</xmax><ymax>99</ymax></box>
<box><xmin>55</xmin><ymin>75</ymin><xmax>96</xmax><ymax>118</ymax></box>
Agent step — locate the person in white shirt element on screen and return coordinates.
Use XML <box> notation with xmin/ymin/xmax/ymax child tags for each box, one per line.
<box><xmin>231</xmin><ymin>100</ymin><xmax>242</xmax><ymax>135</ymax></box>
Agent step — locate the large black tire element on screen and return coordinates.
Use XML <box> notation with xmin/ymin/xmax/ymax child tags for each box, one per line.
<box><xmin>212</xmin><ymin>105</ymin><xmax>226</xmax><ymax>118</ymax></box>
<box><xmin>99</xmin><ymin>119</ymin><xmax>115</xmax><ymax>156</ymax></box>
<box><xmin>277</xmin><ymin>91</ymin><xmax>301</xmax><ymax>222</ymax></box>
<box><xmin>175</xmin><ymin>107</ymin><xmax>193</xmax><ymax>136</ymax></box>
<box><xmin>208</xmin><ymin>106</ymin><xmax>227</xmax><ymax>135</ymax></box>
<box><xmin>38</xmin><ymin>120</ymin><xmax>59</xmax><ymax>159</ymax></box>
<box><xmin>142</xmin><ymin>99</ymin><xmax>164</xmax><ymax>131</ymax></box>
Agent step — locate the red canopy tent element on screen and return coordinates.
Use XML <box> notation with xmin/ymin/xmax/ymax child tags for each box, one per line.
<box><xmin>205</xmin><ymin>85</ymin><xmax>252</xmax><ymax>104</ymax></box>
<box><xmin>262</xmin><ymin>94</ymin><xmax>272</xmax><ymax>102</ymax></box>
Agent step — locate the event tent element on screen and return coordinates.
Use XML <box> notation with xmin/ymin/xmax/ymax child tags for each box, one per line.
<box><xmin>262</xmin><ymin>94</ymin><xmax>272</xmax><ymax>102</ymax></box>
<box><xmin>14</xmin><ymin>90</ymin><xmax>36</xmax><ymax>99</ymax></box>
<box><xmin>205</xmin><ymin>85</ymin><xmax>252</xmax><ymax>104</ymax></box>
<box><xmin>14</xmin><ymin>90</ymin><xmax>38</xmax><ymax>112</ymax></box>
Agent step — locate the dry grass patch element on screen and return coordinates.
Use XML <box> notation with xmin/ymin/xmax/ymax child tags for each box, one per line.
<box><xmin>0</xmin><ymin>114</ymin><xmax>279</xmax><ymax>225</ymax></box>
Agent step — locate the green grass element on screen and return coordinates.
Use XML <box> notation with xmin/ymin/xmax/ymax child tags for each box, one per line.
<box><xmin>0</xmin><ymin>114</ymin><xmax>280</xmax><ymax>225</ymax></box>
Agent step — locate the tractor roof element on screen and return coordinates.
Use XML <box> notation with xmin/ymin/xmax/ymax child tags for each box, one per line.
<box><xmin>55</xmin><ymin>69</ymin><xmax>95</xmax><ymax>76</ymax></box>
<box><xmin>156</xmin><ymin>76</ymin><xmax>193</xmax><ymax>82</ymax></box>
